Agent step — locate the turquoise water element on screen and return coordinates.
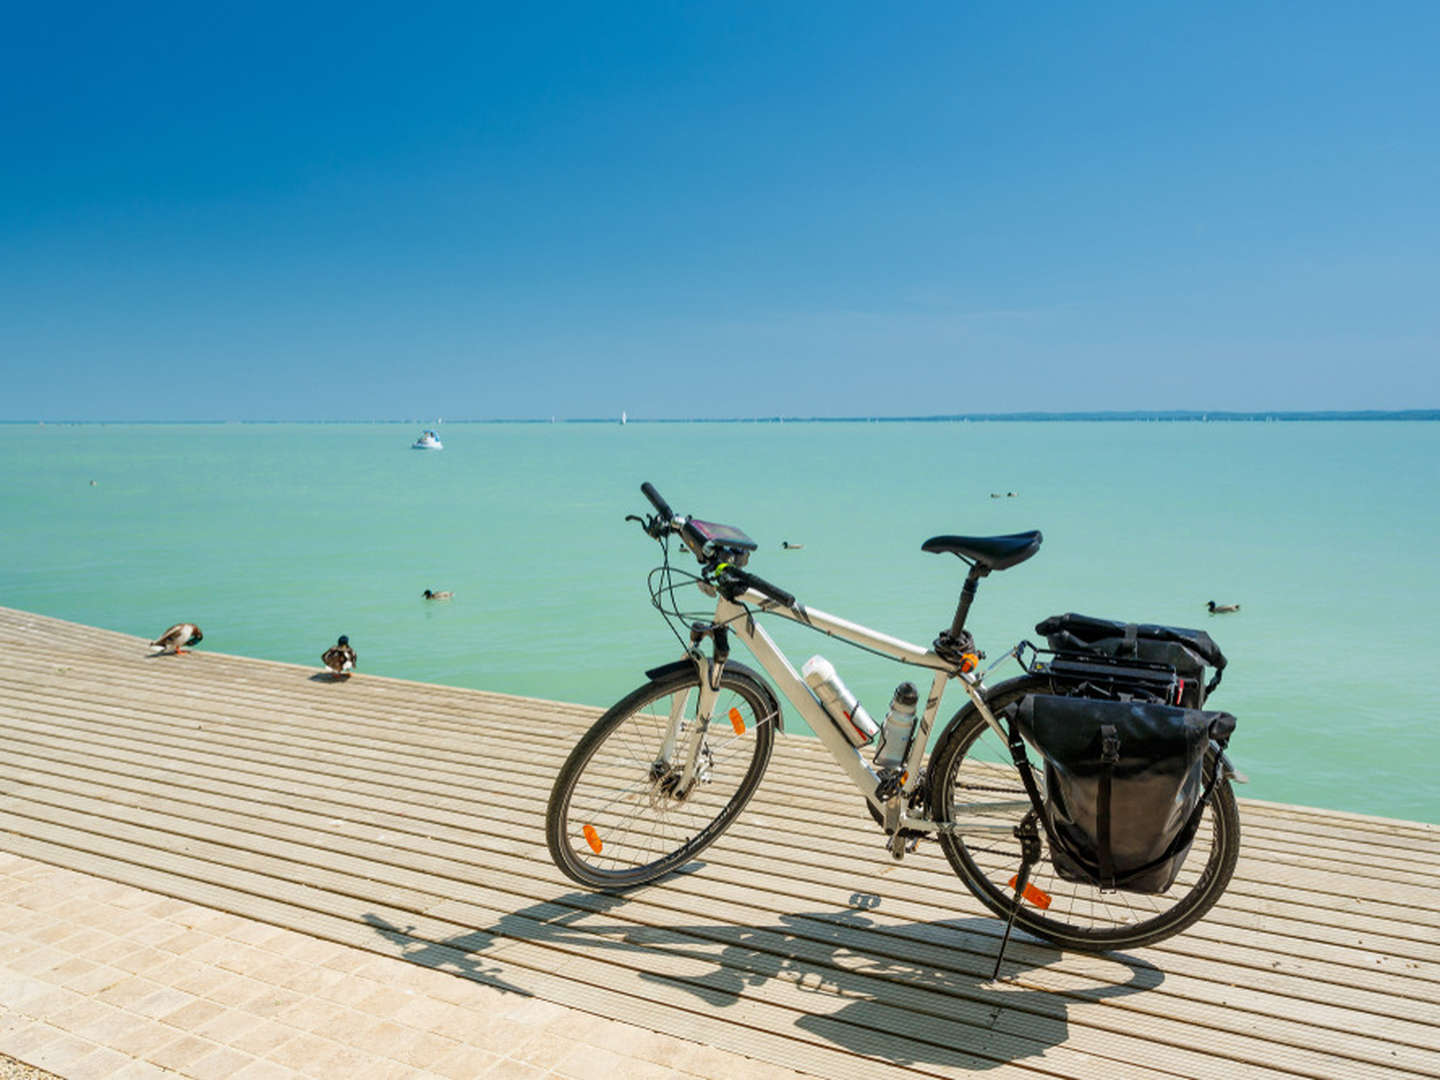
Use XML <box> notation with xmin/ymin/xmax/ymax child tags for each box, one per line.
<box><xmin>3</xmin><ymin>420</ymin><xmax>1438</xmax><ymax>822</ymax></box>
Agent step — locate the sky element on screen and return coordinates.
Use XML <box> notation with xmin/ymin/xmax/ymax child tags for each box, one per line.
<box><xmin>2</xmin><ymin>1</ymin><xmax>1437</xmax><ymax>420</ymax></box>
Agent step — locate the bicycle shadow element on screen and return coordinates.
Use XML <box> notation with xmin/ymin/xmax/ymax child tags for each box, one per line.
<box><xmin>363</xmin><ymin>889</ymin><xmax>1163</xmax><ymax>1071</ymax></box>
<box><xmin>362</xmin><ymin>911</ymin><xmax>534</xmax><ymax>999</ymax></box>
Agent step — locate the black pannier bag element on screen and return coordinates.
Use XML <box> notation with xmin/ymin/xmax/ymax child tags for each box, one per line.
<box><xmin>1014</xmin><ymin>694</ymin><xmax>1236</xmax><ymax>893</ymax></box>
<box><xmin>1035</xmin><ymin>612</ymin><xmax>1227</xmax><ymax>707</ymax></box>
<box><xmin>1012</xmin><ymin>612</ymin><xmax>1236</xmax><ymax>894</ymax></box>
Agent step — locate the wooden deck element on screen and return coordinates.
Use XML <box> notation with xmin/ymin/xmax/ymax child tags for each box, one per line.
<box><xmin>2</xmin><ymin>605</ymin><xmax>1437</xmax><ymax>1080</ymax></box>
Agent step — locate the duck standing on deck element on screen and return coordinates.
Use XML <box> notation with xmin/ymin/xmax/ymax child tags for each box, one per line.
<box><xmin>151</xmin><ymin>623</ymin><xmax>203</xmax><ymax>655</ymax></box>
<box><xmin>322</xmin><ymin>635</ymin><xmax>357</xmax><ymax>678</ymax></box>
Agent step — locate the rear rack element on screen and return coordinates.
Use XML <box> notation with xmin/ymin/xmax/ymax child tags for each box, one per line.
<box><xmin>1035</xmin><ymin>650</ymin><xmax>1182</xmax><ymax>706</ymax></box>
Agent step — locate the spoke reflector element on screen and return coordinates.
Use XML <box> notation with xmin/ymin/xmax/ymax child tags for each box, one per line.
<box><xmin>729</xmin><ymin>707</ymin><xmax>746</xmax><ymax>734</ymax></box>
<box><xmin>582</xmin><ymin>825</ymin><xmax>602</xmax><ymax>854</ymax></box>
<box><xmin>1008</xmin><ymin>875</ymin><xmax>1053</xmax><ymax>910</ymax></box>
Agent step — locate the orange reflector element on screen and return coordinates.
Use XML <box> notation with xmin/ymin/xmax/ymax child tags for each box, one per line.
<box><xmin>582</xmin><ymin>825</ymin><xmax>602</xmax><ymax>854</ymax></box>
<box><xmin>729</xmin><ymin>707</ymin><xmax>746</xmax><ymax>734</ymax></box>
<box><xmin>1008</xmin><ymin>875</ymin><xmax>1052</xmax><ymax>910</ymax></box>
<box><xmin>959</xmin><ymin>653</ymin><xmax>978</xmax><ymax>674</ymax></box>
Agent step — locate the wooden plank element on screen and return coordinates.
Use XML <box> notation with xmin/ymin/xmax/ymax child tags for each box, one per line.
<box><xmin>4</xmin><ymin>670</ymin><xmax>1429</xmax><ymax>887</ymax></box>
<box><xmin>7</xmin><ymin>657</ymin><xmax>1438</xmax><ymax>880</ymax></box>
<box><xmin>6</xmin><ymin>646</ymin><xmax>1437</xmax><ymax>890</ymax></box>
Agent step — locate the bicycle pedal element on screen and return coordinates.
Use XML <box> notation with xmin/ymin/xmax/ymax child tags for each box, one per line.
<box><xmin>874</xmin><ymin>769</ymin><xmax>903</xmax><ymax>801</ymax></box>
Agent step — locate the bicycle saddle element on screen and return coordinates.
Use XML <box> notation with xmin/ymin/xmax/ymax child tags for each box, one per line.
<box><xmin>922</xmin><ymin>530</ymin><xmax>1043</xmax><ymax>571</ymax></box>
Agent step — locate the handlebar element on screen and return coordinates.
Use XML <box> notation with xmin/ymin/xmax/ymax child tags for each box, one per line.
<box><xmin>636</xmin><ymin>482</ymin><xmax>797</xmax><ymax>609</ymax></box>
<box><xmin>640</xmin><ymin>482</ymin><xmax>675</xmax><ymax>522</ymax></box>
<box><xmin>717</xmin><ymin>564</ymin><xmax>796</xmax><ymax>608</ymax></box>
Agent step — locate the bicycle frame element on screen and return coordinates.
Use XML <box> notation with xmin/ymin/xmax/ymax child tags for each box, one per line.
<box><xmin>675</xmin><ymin>587</ymin><xmax>1017</xmax><ymax>839</ymax></box>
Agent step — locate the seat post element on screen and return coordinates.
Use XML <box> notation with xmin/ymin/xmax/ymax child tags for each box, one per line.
<box><xmin>949</xmin><ymin>565</ymin><xmax>987</xmax><ymax>638</ymax></box>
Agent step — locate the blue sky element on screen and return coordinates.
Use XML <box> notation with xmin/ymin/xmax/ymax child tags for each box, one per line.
<box><xmin>2</xmin><ymin>2</ymin><xmax>1437</xmax><ymax>420</ymax></box>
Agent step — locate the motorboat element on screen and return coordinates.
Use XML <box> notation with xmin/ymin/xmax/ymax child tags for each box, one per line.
<box><xmin>412</xmin><ymin>430</ymin><xmax>443</xmax><ymax>450</ymax></box>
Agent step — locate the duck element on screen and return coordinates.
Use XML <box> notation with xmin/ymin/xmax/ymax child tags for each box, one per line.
<box><xmin>322</xmin><ymin>635</ymin><xmax>357</xmax><ymax>678</ymax></box>
<box><xmin>151</xmin><ymin>623</ymin><xmax>203</xmax><ymax>654</ymax></box>
<box><xmin>1207</xmin><ymin>601</ymin><xmax>1241</xmax><ymax>614</ymax></box>
<box><xmin>781</xmin><ymin>541</ymin><xmax>805</xmax><ymax>550</ymax></box>
<box><xmin>422</xmin><ymin>589</ymin><xmax>454</xmax><ymax>600</ymax></box>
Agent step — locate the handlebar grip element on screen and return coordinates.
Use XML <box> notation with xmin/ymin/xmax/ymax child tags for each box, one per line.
<box><xmin>726</xmin><ymin>566</ymin><xmax>796</xmax><ymax>608</ymax></box>
<box><xmin>640</xmin><ymin>482</ymin><xmax>674</xmax><ymax>521</ymax></box>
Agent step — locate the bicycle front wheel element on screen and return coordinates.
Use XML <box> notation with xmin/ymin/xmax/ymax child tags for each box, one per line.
<box><xmin>546</xmin><ymin>662</ymin><xmax>777</xmax><ymax>890</ymax></box>
<box><xmin>929</xmin><ymin>675</ymin><xmax>1240</xmax><ymax>951</ymax></box>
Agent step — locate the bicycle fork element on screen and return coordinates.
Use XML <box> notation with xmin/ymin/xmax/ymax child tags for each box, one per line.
<box><xmin>655</xmin><ymin>625</ymin><xmax>730</xmax><ymax>799</ymax></box>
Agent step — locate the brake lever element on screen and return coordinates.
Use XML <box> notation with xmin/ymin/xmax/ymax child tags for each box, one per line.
<box><xmin>626</xmin><ymin>513</ymin><xmax>668</xmax><ymax>539</ymax></box>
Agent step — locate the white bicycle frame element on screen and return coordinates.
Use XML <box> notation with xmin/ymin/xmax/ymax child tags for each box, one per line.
<box><xmin>676</xmin><ymin>586</ymin><xmax>1021</xmax><ymax>841</ymax></box>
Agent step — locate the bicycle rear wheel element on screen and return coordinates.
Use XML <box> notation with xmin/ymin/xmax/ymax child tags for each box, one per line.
<box><xmin>546</xmin><ymin>662</ymin><xmax>777</xmax><ymax>890</ymax></box>
<box><xmin>929</xmin><ymin>675</ymin><xmax>1240</xmax><ymax>951</ymax></box>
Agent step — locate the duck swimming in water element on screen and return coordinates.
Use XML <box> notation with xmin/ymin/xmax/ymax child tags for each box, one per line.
<box><xmin>423</xmin><ymin>589</ymin><xmax>453</xmax><ymax>600</ymax></box>
<box><xmin>1207</xmin><ymin>601</ymin><xmax>1241</xmax><ymax>614</ymax></box>
<box><xmin>151</xmin><ymin>623</ymin><xmax>203</xmax><ymax>654</ymax></box>
<box><xmin>322</xmin><ymin>635</ymin><xmax>356</xmax><ymax>678</ymax></box>
<box><xmin>781</xmin><ymin>541</ymin><xmax>805</xmax><ymax>550</ymax></box>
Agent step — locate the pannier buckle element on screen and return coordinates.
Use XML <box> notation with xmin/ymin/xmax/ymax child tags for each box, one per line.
<box><xmin>1100</xmin><ymin>724</ymin><xmax>1120</xmax><ymax>764</ymax></box>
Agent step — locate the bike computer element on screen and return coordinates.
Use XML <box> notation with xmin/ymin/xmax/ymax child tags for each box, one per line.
<box><xmin>685</xmin><ymin>518</ymin><xmax>758</xmax><ymax>554</ymax></box>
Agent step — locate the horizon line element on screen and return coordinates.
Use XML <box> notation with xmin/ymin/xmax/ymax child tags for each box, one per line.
<box><xmin>5</xmin><ymin>409</ymin><xmax>1440</xmax><ymax>425</ymax></box>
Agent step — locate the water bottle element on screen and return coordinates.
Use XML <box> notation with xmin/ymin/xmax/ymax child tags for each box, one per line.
<box><xmin>873</xmin><ymin>682</ymin><xmax>920</xmax><ymax>770</ymax></box>
<box><xmin>802</xmin><ymin>655</ymin><xmax>878</xmax><ymax>748</ymax></box>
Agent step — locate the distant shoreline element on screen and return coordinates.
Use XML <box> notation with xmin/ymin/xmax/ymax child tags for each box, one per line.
<box><xmin>5</xmin><ymin>410</ymin><xmax>1439</xmax><ymax>425</ymax></box>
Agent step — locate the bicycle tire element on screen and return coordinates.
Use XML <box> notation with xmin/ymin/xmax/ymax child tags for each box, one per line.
<box><xmin>546</xmin><ymin>662</ymin><xmax>777</xmax><ymax>890</ymax></box>
<box><xmin>929</xmin><ymin>674</ymin><xmax>1240</xmax><ymax>951</ymax></box>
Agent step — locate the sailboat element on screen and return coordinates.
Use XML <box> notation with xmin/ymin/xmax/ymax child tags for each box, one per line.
<box><xmin>620</xmin><ymin>411</ymin><xmax>627</xmax><ymax>426</ymax></box>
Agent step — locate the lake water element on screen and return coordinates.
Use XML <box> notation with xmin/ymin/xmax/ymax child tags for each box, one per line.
<box><xmin>4</xmin><ymin>420</ymin><xmax>1437</xmax><ymax>823</ymax></box>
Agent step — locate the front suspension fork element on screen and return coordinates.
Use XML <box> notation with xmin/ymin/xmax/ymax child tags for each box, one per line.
<box><xmin>661</xmin><ymin>625</ymin><xmax>729</xmax><ymax>796</ymax></box>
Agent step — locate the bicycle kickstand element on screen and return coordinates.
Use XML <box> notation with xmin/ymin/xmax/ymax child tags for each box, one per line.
<box><xmin>990</xmin><ymin>813</ymin><xmax>1043</xmax><ymax>983</ymax></box>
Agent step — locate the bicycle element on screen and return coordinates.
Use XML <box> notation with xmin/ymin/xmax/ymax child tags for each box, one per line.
<box><xmin>545</xmin><ymin>483</ymin><xmax>1241</xmax><ymax>967</ymax></box>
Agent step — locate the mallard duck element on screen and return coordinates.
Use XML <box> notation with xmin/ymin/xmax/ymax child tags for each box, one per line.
<box><xmin>322</xmin><ymin>635</ymin><xmax>356</xmax><ymax>678</ymax></box>
<box><xmin>781</xmin><ymin>541</ymin><xmax>805</xmax><ymax>550</ymax></box>
<box><xmin>151</xmin><ymin>623</ymin><xmax>203</xmax><ymax>654</ymax></box>
<box><xmin>1207</xmin><ymin>601</ymin><xmax>1241</xmax><ymax>614</ymax></box>
<box><xmin>422</xmin><ymin>589</ymin><xmax>453</xmax><ymax>600</ymax></box>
